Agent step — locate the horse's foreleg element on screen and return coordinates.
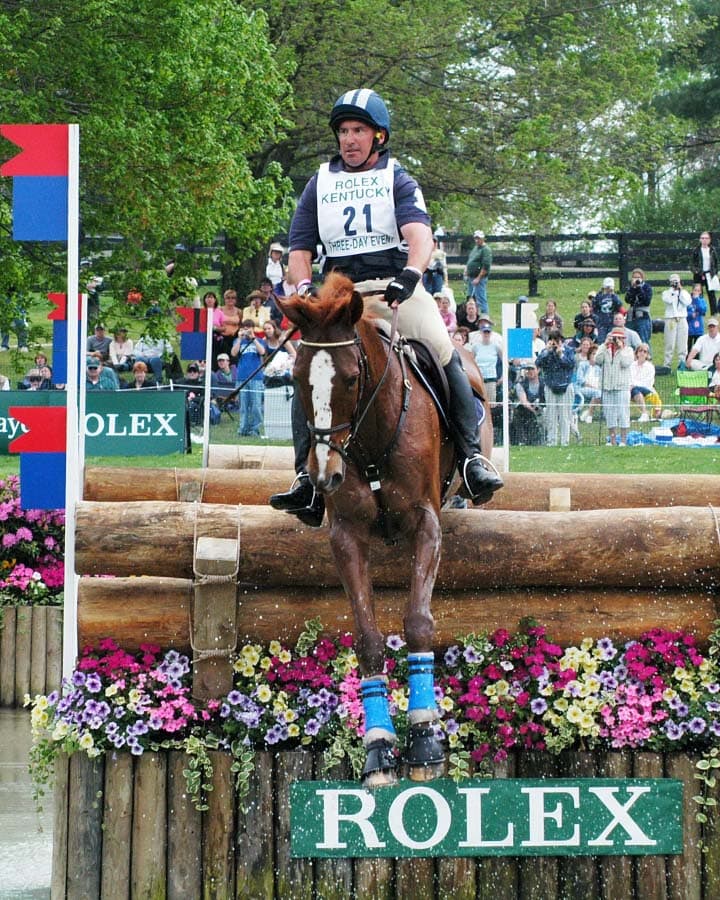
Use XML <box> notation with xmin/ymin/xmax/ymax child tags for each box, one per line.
<box><xmin>329</xmin><ymin>519</ymin><xmax>398</xmax><ymax>787</ymax></box>
<box><xmin>404</xmin><ymin>506</ymin><xmax>446</xmax><ymax>780</ymax></box>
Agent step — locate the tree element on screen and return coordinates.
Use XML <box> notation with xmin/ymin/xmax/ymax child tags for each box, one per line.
<box><xmin>0</xmin><ymin>0</ymin><xmax>293</xmax><ymax>325</ymax></box>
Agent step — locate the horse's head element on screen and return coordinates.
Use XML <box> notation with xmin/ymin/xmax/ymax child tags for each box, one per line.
<box><xmin>278</xmin><ymin>273</ymin><xmax>365</xmax><ymax>495</ymax></box>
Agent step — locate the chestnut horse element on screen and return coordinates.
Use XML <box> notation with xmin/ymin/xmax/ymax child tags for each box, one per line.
<box><xmin>278</xmin><ymin>272</ymin><xmax>492</xmax><ymax>785</ymax></box>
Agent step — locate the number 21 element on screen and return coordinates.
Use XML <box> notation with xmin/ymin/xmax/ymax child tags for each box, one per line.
<box><xmin>343</xmin><ymin>204</ymin><xmax>373</xmax><ymax>236</ymax></box>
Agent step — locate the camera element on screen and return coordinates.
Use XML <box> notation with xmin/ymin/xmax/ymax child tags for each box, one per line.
<box><xmin>633</xmin><ymin>278</ymin><xmax>641</xmax><ymax>287</ymax></box>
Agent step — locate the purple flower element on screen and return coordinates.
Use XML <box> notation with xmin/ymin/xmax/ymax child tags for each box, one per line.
<box><xmin>265</xmin><ymin>725</ymin><xmax>284</xmax><ymax>745</ymax></box>
<box><xmin>444</xmin><ymin>646</ymin><xmax>460</xmax><ymax>667</ymax></box>
<box><xmin>304</xmin><ymin>719</ymin><xmax>321</xmax><ymax>736</ymax></box>
<box><xmin>597</xmin><ymin>637</ymin><xmax>617</xmax><ymax>660</ymax></box>
<box><xmin>444</xmin><ymin>719</ymin><xmax>459</xmax><ymax>735</ymax></box>
<box><xmin>688</xmin><ymin>717</ymin><xmax>707</xmax><ymax>735</ymax></box>
<box><xmin>220</xmin><ymin>703</ymin><xmax>231</xmax><ymax>718</ymax></box>
<box><xmin>613</xmin><ymin>664</ymin><xmax>628</xmax><ymax>681</ymax></box>
<box><xmin>463</xmin><ymin>645</ymin><xmax>483</xmax><ymax>665</ymax></box>
<box><xmin>85</xmin><ymin>673</ymin><xmax>102</xmax><ymax>693</ymax></box>
<box><xmin>710</xmin><ymin>721</ymin><xmax>720</xmax><ymax>737</ymax></box>
<box><xmin>599</xmin><ymin>672</ymin><xmax>618</xmax><ymax>691</ymax></box>
<box><xmin>386</xmin><ymin>635</ymin><xmax>405</xmax><ymax>651</ymax></box>
<box><xmin>227</xmin><ymin>691</ymin><xmax>243</xmax><ymax>706</ymax></box>
<box><xmin>664</xmin><ymin>721</ymin><xmax>684</xmax><ymax>740</ymax></box>
<box><xmin>530</xmin><ymin>698</ymin><xmax>548</xmax><ymax>715</ymax></box>
<box><xmin>708</xmin><ymin>683</ymin><xmax>720</xmax><ymax>694</ymax></box>
<box><xmin>71</xmin><ymin>671</ymin><xmax>86</xmax><ymax>687</ymax></box>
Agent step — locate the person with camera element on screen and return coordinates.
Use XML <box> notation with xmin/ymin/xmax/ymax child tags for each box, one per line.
<box><xmin>535</xmin><ymin>329</ymin><xmax>575</xmax><ymax>446</ymax></box>
<box><xmin>624</xmin><ymin>268</ymin><xmax>653</xmax><ymax>344</ymax></box>
<box><xmin>595</xmin><ymin>328</ymin><xmax>635</xmax><ymax>446</ymax></box>
<box><xmin>690</xmin><ymin>231</ymin><xmax>719</xmax><ymax>316</ymax></box>
<box><xmin>592</xmin><ymin>278</ymin><xmax>623</xmax><ymax>343</ymax></box>
<box><xmin>661</xmin><ymin>274</ymin><xmax>691</xmax><ymax>369</ymax></box>
<box><xmin>231</xmin><ymin>318</ymin><xmax>267</xmax><ymax>437</ymax></box>
<box><xmin>423</xmin><ymin>236</ymin><xmax>448</xmax><ymax>296</ymax></box>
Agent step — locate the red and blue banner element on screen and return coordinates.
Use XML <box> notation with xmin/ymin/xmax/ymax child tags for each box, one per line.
<box><xmin>0</xmin><ymin>124</ymin><xmax>69</xmax><ymax>241</ymax></box>
<box><xmin>176</xmin><ymin>306</ymin><xmax>208</xmax><ymax>360</ymax></box>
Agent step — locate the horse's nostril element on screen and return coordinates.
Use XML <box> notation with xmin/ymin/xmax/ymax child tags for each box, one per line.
<box><xmin>329</xmin><ymin>472</ymin><xmax>343</xmax><ymax>492</ymax></box>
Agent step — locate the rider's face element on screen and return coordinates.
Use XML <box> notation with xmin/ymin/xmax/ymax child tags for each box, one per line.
<box><xmin>337</xmin><ymin>120</ymin><xmax>380</xmax><ymax>169</ymax></box>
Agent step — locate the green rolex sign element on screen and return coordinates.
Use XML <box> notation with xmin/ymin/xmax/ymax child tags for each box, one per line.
<box><xmin>291</xmin><ymin>778</ymin><xmax>682</xmax><ymax>858</ymax></box>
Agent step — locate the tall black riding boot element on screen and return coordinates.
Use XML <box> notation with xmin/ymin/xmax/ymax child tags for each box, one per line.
<box><xmin>443</xmin><ymin>350</ymin><xmax>504</xmax><ymax>504</ymax></box>
<box><xmin>269</xmin><ymin>387</ymin><xmax>325</xmax><ymax>526</ymax></box>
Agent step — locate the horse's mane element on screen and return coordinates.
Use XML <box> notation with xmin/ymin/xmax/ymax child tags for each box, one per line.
<box><xmin>280</xmin><ymin>272</ymin><xmax>363</xmax><ymax>329</ymax></box>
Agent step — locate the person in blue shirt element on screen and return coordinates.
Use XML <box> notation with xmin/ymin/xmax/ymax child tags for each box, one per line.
<box><xmin>270</xmin><ymin>88</ymin><xmax>502</xmax><ymax>526</ymax></box>
<box><xmin>686</xmin><ymin>283</ymin><xmax>707</xmax><ymax>353</ymax></box>
<box><xmin>231</xmin><ymin>319</ymin><xmax>266</xmax><ymax>436</ymax></box>
<box><xmin>624</xmin><ymin>268</ymin><xmax>653</xmax><ymax>345</ymax></box>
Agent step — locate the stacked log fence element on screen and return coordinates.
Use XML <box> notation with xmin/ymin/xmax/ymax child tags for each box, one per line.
<box><xmin>0</xmin><ymin>605</ymin><xmax>62</xmax><ymax>707</ymax></box>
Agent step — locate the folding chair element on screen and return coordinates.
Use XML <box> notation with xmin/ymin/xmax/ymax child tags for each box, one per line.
<box><xmin>676</xmin><ymin>370</ymin><xmax>719</xmax><ymax>424</ymax></box>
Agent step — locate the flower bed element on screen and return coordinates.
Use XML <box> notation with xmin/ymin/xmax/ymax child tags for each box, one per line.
<box><xmin>28</xmin><ymin>618</ymin><xmax>720</xmax><ymax>813</ymax></box>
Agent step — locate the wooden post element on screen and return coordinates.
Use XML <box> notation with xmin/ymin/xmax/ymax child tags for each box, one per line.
<box><xmin>477</xmin><ymin>754</ymin><xmax>517</xmax><ymax>900</ymax></box>
<box><xmin>14</xmin><ymin>605</ymin><xmax>32</xmax><ymax>705</ymax></box>
<box><xmin>438</xmin><ymin>755</ymin><xmax>476</xmax><ymax>900</ymax></box>
<box><xmin>704</xmin><ymin>751</ymin><xmax>720</xmax><ymax>897</ymax></box>
<box><xmin>101</xmin><ymin>753</ymin><xmax>134</xmax><ymax>900</ymax></box>
<box><xmin>276</xmin><ymin>750</ymin><xmax>314</xmax><ymax>900</ymax></box>
<box><xmin>558</xmin><ymin>751</ymin><xmax>598</xmax><ymax>898</ymax></box>
<box><xmin>633</xmin><ymin>752</ymin><xmax>667</xmax><ymax>900</ymax></box>
<box><xmin>192</xmin><ymin>535</ymin><xmax>238</xmax><ymax>700</ymax></box>
<box><xmin>314</xmin><ymin>753</ymin><xmax>352</xmax><ymax>900</ymax></box>
<box><xmin>236</xmin><ymin>750</ymin><xmax>275</xmax><ymax>900</ymax></box>
<box><xmin>45</xmin><ymin>607</ymin><xmax>63</xmax><ymax>696</ymax></box>
<box><xmin>518</xmin><ymin>752</ymin><xmax>559</xmax><ymax>900</ymax></box>
<box><xmin>30</xmin><ymin>606</ymin><xmax>47</xmax><ymax>698</ymax></box>
<box><xmin>131</xmin><ymin>752</ymin><xmax>168</xmax><ymax>898</ymax></box>
<box><xmin>50</xmin><ymin>753</ymin><xmax>70</xmax><ymax>900</ymax></box>
<box><xmin>597</xmin><ymin>750</ymin><xmax>633</xmax><ymax>900</ymax></box>
<box><xmin>202</xmin><ymin>750</ymin><xmax>235</xmax><ymax>899</ymax></box>
<box><xmin>353</xmin><ymin>856</ymin><xmax>394</xmax><ymax>900</ymax></box>
<box><xmin>0</xmin><ymin>607</ymin><xmax>16</xmax><ymax>707</ymax></box>
<box><xmin>66</xmin><ymin>752</ymin><xmax>105</xmax><ymax>899</ymax></box>
<box><xmin>167</xmin><ymin>750</ymin><xmax>202</xmax><ymax>900</ymax></box>
<box><xmin>665</xmin><ymin>752</ymin><xmax>701</xmax><ymax>900</ymax></box>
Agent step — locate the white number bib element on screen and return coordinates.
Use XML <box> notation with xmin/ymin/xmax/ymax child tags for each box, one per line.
<box><xmin>316</xmin><ymin>160</ymin><xmax>400</xmax><ymax>257</ymax></box>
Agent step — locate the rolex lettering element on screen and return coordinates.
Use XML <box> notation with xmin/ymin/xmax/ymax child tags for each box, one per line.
<box><xmin>317</xmin><ymin>161</ymin><xmax>400</xmax><ymax>257</ymax></box>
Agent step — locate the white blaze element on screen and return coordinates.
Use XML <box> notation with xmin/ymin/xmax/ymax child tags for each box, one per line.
<box><xmin>309</xmin><ymin>350</ymin><xmax>335</xmax><ymax>477</ymax></box>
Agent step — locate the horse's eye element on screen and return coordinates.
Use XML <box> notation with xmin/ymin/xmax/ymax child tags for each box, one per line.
<box><xmin>345</xmin><ymin>374</ymin><xmax>359</xmax><ymax>389</ymax></box>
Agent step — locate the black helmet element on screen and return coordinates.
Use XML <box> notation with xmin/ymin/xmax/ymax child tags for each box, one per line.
<box><xmin>330</xmin><ymin>89</ymin><xmax>391</xmax><ymax>138</ymax></box>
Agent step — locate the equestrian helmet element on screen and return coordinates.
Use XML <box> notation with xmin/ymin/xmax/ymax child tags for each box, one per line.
<box><xmin>330</xmin><ymin>89</ymin><xmax>391</xmax><ymax>138</ymax></box>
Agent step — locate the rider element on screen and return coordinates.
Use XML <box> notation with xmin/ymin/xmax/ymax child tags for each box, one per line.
<box><xmin>270</xmin><ymin>89</ymin><xmax>504</xmax><ymax>526</ymax></box>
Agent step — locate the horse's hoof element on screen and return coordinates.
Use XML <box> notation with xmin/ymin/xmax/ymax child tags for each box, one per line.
<box><xmin>408</xmin><ymin>759</ymin><xmax>447</xmax><ymax>782</ymax></box>
<box><xmin>362</xmin><ymin>739</ymin><xmax>398</xmax><ymax>788</ymax></box>
<box><xmin>404</xmin><ymin>724</ymin><xmax>446</xmax><ymax>778</ymax></box>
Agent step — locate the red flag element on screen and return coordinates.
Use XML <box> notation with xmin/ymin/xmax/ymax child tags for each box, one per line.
<box><xmin>176</xmin><ymin>307</ymin><xmax>208</xmax><ymax>332</ymax></box>
<box><xmin>0</xmin><ymin>125</ymin><xmax>69</xmax><ymax>176</ymax></box>
<box><xmin>48</xmin><ymin>292</ymin><xmax>84</xmax><ymax>321</ymax></box>
<box><xmin>9</xmin><ymin>406</ymin><xmax>67</xmax><ymax>453</ymax></box>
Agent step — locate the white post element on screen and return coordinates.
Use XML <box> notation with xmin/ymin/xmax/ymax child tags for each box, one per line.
<box><xmin>202</xmin><ymin>311</ymin><xmax>213</xmax><ymax>468</ymax></box>
<box><xmin>62</xmin><ymin>124</ymin><xmax>80</xmax><ymax>680</ymax></box>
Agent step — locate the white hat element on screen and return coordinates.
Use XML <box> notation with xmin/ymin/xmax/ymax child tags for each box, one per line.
<box><xmin>669</xmin><ymin>273</ymin><xmax>681</xmax><ymax>283</ymax></box>
<box><xmin>473</xmin><ymin>230</ymin><xmax>485</xmax><ymax>239</ymax></box>
<box><xmin>602</xmin><ymin>277</ymin><xmax>614</xmax><ymax>289</ymax></box>
<box><xmin>269</xmin><ymin>242</ymin><xmax>284</xmax><ymax>254</ymax></box>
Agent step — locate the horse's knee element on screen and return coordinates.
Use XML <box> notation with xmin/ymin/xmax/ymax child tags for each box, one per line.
<box><xmin>404</xmin><ymin>611</ymin><xmax>435</xmax><ymax>653</ymax></box>
<box><xmin>357</xmin><ymin>630</ymin><xmax>385</xmax><ymax>675</ymax></box>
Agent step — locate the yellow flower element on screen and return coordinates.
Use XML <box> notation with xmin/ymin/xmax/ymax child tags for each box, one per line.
<box><xmin>580</xmin><ymin>638</ymin><xmax>593</xmax><ymax>652</ymax></box>
<box><xmin>554</xmin><ymin>697</ymin><xmax>569</xmax><ymax>712</ymax></box>
<box><xmin>439</xmin><ymin>696</ymin><xmax>454</xmax><ymax>712</ymax></box>
<box><xmin>52</xmin><ymin>721</ymin><xmax>69</xmax><ymax>741</ymax></box>
<box><xmin>239</xmin><ymin>662</ymin><xmax>255</xmax><ymax>678</ymax></box>
<box><xmin>269</xmin><ymin>640</ymin><xmax>282</xmax><ymax>656</ymax></box>
<box><xmin>581</xmin><ymin>696</ymin><xmax>599</xmax><ymax>712</ymax></box>
<box><xmin>680</xmin><ymin>678</ymin><xmax>695</xmax><ymax>694</ymax></box>
<box><xmin>278</xmin><ymin>650</ymin><xmax>292</xmax><ymax>664</ymax></box>
<box><xmin>495</xmin><ymin>680</ymin><xmax>510</xmax><ymax>697</ymax></box>
<box><xmin>287</xmin><ymin>724</ymin><xmax>300</xmax><ymax>737</ymax></box>
<box><xmin>241</xmin><ymin>645</ymin><xmax>261</xmax><ymax>665</ymax></box>
<box><xmin>484</xmin><ymin>684</ymin><xmax>497</xmax><ymax>697</ymax></box>
<box><xmin>79</xmin><ymin>731</ymin><xmax>95</xmax><ymax>751</ymax></box>
<box><xmin>256</xmin><ymin>685</ymin><xmax>272</xmax><ymax>703</ymax></box>
<box><xmin>391</xmin><ymin>689</ymin><xmax>408</xmax><ymax>711</ymax></box>
<box><xmin>33</xmin><ymin>694</ymin><xmax>49</xmax><ymax>712</ymax></box>
<box><xmin>260</xmin><ymin>657</ymin><xmax>272</xmax><ymax>671</ymax></box>
<box><xmin>663</xmin><ymin>688</ymin><xmax>677</xmax><ymax>702</ymax></box>
<box><xmin>105</xmin><ymin>684</ymin><xmax>119</xmax><ymax>697</ymax></box>
<box><xmin>284</xmin><ymin>709</ymin><xmax>298</xmax><ymax>723</ymax></box>
<box><xmin>448</xmin><ymin>733</ymin><xmax>459</xmax><ymax>747</ymax></box>
<box><xmin>566</xmin><ymin>705</ymin><xmax>583</xmax><ymax>725</ymax></box>
<box><xmin>585</xmin><ymin>676</ymin><xmax>601</xmax><ymax>694</ymax></box>
<box><xmin>30</xmin><ymin>708</ymin><xmax>48</xmax><ymax>729</ymax></box>
<box><xmin>458</xmin><ymin>723</ymin><xmax>470</xmax><ymax>737</ymax></box>
<box><xmin>579</xmin><ymin>712</ymin><xmax>596</xmax><ymax>731</ymax></box>
<box><xmin>128</xmin><ymin>689</ymin><xmax>142</xmax><ymax>705</ymax></box>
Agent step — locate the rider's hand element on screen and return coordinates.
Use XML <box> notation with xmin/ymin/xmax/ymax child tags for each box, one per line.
<box><xmin>297</xmin><ymin>279</ymin><xmax>317</xmax><ymax>297</ymax></box>
<box><xmin>384</xmin><ymin>268</ymin><xmax>420</xmax><ymax>305</ymax></box>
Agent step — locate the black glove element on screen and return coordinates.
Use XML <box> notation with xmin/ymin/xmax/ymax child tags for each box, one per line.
<box><xmin>384</xmin><ymin>268</ymin><xmax>420</xmax><ymax>305</ymax></box>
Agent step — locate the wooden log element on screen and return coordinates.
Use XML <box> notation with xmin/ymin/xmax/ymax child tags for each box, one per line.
<box><xmin>77</xmin><ymin>577</ymin><xmax>719</xmax><ymax>653</ymax></box>
<box><xmin>0</xmin><ymin>607</ymin><xmax>16</xmax><ymax>707</ymax></box>
<box><xmin>665</xmin><ymin>753</ymin><xmax>701</xmax><ymax>900</ymax></box>
<box><xmin>314</xmin><ymin>753</ymin><xmax>353</xmax><ymax>900</ymax></box>
<box><xmin>396</xmin><ymin>855</ymin><xmax>434</xmax><ymax>899</ymax></box>
<box><xmin>353</xmin><ymin>855</ymin><xmax>394</xmax><ymax>900</ymax></box>
<box><xmin>167</xmin><ymin>750</ymin><xmax>202</xmax><ymax>900</ymax></box>
<box><xmin>76</xmin><ymin>502</ymin><xmax>720</xmax><ymax>592</ymax></box>
<box><xmin>45</xmin><ymin>607</ymin><xmax>63</xmax><ymax>696</ymax></box>
<box><xmin>84</xmin><ymin>467</ymin><xmax>720</xmax><ymax>511</ymax></box>
<box><xmin>438</xmin><ymin>755</ymin><xmax>476</xmax><ymax>900</ymax></box>
<box><xmin>14</xmin><ymin>605</ymin><xmax>32</xmax><ymax>706</ymax></box>
<box><xmin>66</xmin><ymin>752</ymin><xmax>104</xmax><ymax>900</ymax></box>
<box><xmin>275</xmin><ymin>750</ymin><xmax>314</xmax><ymax>900</ymax></box>
<box><xmin>558</xmin><ymin>751</ymin><xmax>598</xmax><ymax>899</ymax></box>
<box><xmin>202</xmin><ymin>750</ymin><xmax>235</xmax><ymax>899</ymax></box>
<box><xmin>704</xmin><ymin>752</ymin><xmax>720</xmax><ymax>899</ymax></box>
<box><xmin>131</xmin><ymin>752</ymin><xmax>168</xmax><ymax>899</ymax></box>
<box><xmin>29</xmin><ymin>606</ymin><xmax>47</xmax><ymax>698</ymax></box>
<box><xmin>476</xmin><ymin>754</ymin><xmax>517</xmax><ymax>900</ymax></box>
<box><xmin>50</xmin><ymin>753</ymin><xmax>70</xmax><ymax>900</ymax></box>
<box><xmin>236</xmin><ymin>750</ymin><xmax>275</xmax><ymax>900</ymax></box>
<box><xmin>208</xmin><ymin>443</ymin><xmax>294</xmax><ymax>470</ymax></box>
<box><xmin>518</xmin><ymin>753</ymin><xmax>559</xmax><ymax>900</ymax></box>
<box><xmin>101</xmin><ymin>753</ymin><xmax>134</xmax><ymax>900</ymax></box>
<box><xmin>596</xmin><ymin>750</ymin><xmax>633</xmax><ymax>900</ymax></box>
<box><xmin>633</xmin><ymin>752</ymin><xmax>667</xmax><ymax>900</ymax></box>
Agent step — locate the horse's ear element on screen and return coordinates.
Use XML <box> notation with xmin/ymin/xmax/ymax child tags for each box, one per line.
<box><xmin>277</xmin><ymin>294</ymin><xmax>312</xmax><ymax>329</ymax></box>
<box><xmin>349</xmin><ymin>290</ymin><xmax>364</xmax><ymax>324</ymax></box>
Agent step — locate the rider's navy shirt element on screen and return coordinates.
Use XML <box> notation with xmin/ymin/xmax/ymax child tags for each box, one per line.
<box><xmin>289</xmin><ymin>150</ymin><xmax>431</xmax><ymax>282</ymax></box>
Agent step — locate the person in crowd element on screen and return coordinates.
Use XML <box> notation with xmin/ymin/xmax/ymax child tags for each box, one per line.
<box><xmin>201</xmin><ymin>290</ymin><xmax>226</xmax><ymax>367</ymax></box>
<box><xmin>595</xmin><ymin>327</ymin><xmax>634</xmax><ymax>446</ymax></box>
<box><xmin>85</xmin><ymin>274</ymin><xmax>103</xmax><ymax>322</ymax></box>
<box><xmin>122</xmin><ymin>360</ymin><xmax>154</xmax><ymax>390</ymax></box>
<box><xmin>134</xmin><ymin>334</ymin><xmax>172</xmax><ymax>382</ymax></box>
<box><xmin>258</xmin><ymin>277</ymin><xmax>285</xmax><ymax>327</ymax></box>
<box><xmin>662</xmin><ymin>274</ymin><xmax>691</xmax><ymax>369</ymax></box>
<box><xmin>219</xmin><ymin>289</ymin><xmax>241</xmax><ymax>357</ymax></box>
<box><xmin>624</xmin><ymin>267</ymin><xmax>653</xmax><ymax>344</ymax></box>
<box><xmin>690</xmin><ymin>230</ymin><xmax>719</xmax><ymax>316</ymax></box>
<box><xmin>269</xmin><ymin>88</ymin><xmax>502</xmax><ymax>525</ymax></box>
<box><xmin>85</xmin><ymin>355</ymin><xmax>116</xmax><ymax>391</ymax></box>
<box><xmin>455</xmin><ymin>297</ymin><xmax>482</xmax><ymax>333</ymax></box>
<box><xmin>612</xmin><ymin>310</ymin><xmax>640</xmax><ymax>350</ymax></box>
<box><xmin>266</xmin><ymin>242</ymin><xmax>286</xmax><ymax>289</ymax></box>
<box><xmin>686</xmin><ymin>317</ymin><xmax>720</xmax><ymax>370</ymax></box>
<box><xmin>211</xmin><ymin>352</ymin><xmax>237</xmax><ymax>409</ymax></box>
<box><xmin>709</xmin><ymin>352</ymin><xmax>720</xmax><ymax>398</ymax></box>
<box><xmin>463</xmin><ymin>229</ymin><xmax>492</xmax><ymax>314</ymax></box>
<box><xmin>423</xmin><ymin>236</ymin><xmax>448</xmax><ymax>296</ymax></box>
<box><xmin>232</xmin><ymin>318</ymin><xmax>266</xmax><ymax>436</ymax></box>
<box><xmin>87</xmin><ymin>323</ymin><xmax>111</xmax><ymax>361</ymax></box>
<box><xmin>177</xmin><ymin>361</ymin><xmax>205</xmax><ymax>425</ymax></box>
<box><xmin>537</xmin><ymin>300</ymin><xmax>563</xmax><ymax>342</ymax></box>
<box><xmin>572</xmin><ymin>300</ymin><xmax>597</xmax><ymax>338</ymax></box>
<box><xmin>243</xmin><ymin>290</ymin><xmax>272</xmax><ymax>337</ymax></box>
<box><xmin>592</xmin><ymin>277</ymin><xmax>623</xmax><ymax>342</ymax></box>
<box><xmin>687</xmin><ymin>283</ymin><xmax>707</xmax><ymax>352</ymax></box>
<box><xmin>535</xmin><ymin>329</ymin><xmax>575</xmax><ymax>446</ymax></box>
<box><xmin>577</xmin><ymin>344</ymin><xmax>602</xmax><ymax>423</ymax></box>
<box><xmin>38</xmin><ymin>365</ymin><xmax>59</xmax><ymax>390</ymax></box>
<box><xmin>630</xmin><ymin>344</ymin><xmax>662</xmax><ymax>422</ymax></box>
<box><xmin>109</xmin><ymin>327</ymin><xmax>134</xmax><ymax>372</ymax></box>
<box><xmin>511</xmin><ymin>362</ymin><xmax>545</xmax><ymax>445</ymax></box>
<box><xmin>569</xmin><ymin>317</ymin><xmax>598</xmax><ymax>349</ymax></box>
<box><xmin>572</xmin><ymin>335</ymin><xmax>594</xmax><ymax>365</ymax></box>
<box><xmin>469</xmin><ymin>322</ymin><xmax>502</xmax><ymax>402</ymax></box>
<box><xmin>451</xmin><ymin>326</ymin><xmax>470</xmax><ymax>350</ymax></box>
<box><xmin>435</xmin><ymin>292</ymin><xmax>457</xmax><ymax>334</ymax></box>
<box><xmin>262</xmin><ymin>320</ymin><xmax>295</xmax><ymax>386</ymax></box>
<box><xmin>23</xmin><ymin>368</ymin><xmax>44</xmax><ymax>390</ymax></box>
<box><xmin>89</xmin><ymin>352</ymin><xmax>120</xmax><ymax>389</ymax></box>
